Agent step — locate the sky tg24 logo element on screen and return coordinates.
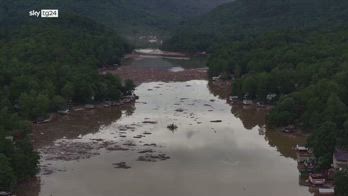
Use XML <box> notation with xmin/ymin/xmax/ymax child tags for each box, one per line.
<box><xmin>29</xmin><ymin>9</ymin><xmax>59</xmax><ymax>18</ymax></box>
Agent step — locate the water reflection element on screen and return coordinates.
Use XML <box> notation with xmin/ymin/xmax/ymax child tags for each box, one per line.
<box><xmin>231</xmin><ymin>105</ymin><xmax>267</xmax><ymax>130</ymax></box>
<box><xmin>208</xmin><ymin>82</ymin><xmax>307</xmax><ymax>160</ymax></box>
<box><xmin>207</xmin><ymin>80</ymin><xmax>232</xmax><ymax>100</ymax></box>
<box><xmin>265</xmin><ymin>130</ymin><xmax>307</xmax><ymax>160</ymax></box>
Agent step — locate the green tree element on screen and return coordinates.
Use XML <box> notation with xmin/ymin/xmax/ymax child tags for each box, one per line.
<box><xmin>267</xmin><ymin>97</ymin><xmax>297</xmax><ymax>126</ymax></box>
<box><xmin>335</xmin><ymin>169</ymin><xmax>348</xmax><ymax>196</ymax></box>
<box><xmin>0</xmin><ymin>154</ymin><xmax>16</xmax><ymax>192</ymax></box>
<box><xmin>123</xmin><ymin>79</ymin><xmax>136</xmax><ymax>95</ymax></box>
<box><xmin>308</xmin><ymin>121</ymin><xmax>337</xmax><ymax>169</ymax></box>
<box><xmin>61</xmin><ymin>82</ymin><xmax>74</xmax><ymax>101</ymax></box>
<box><xmin>51</xmin><ymin>95</ymin><xmax>67</xmax><ymax>111</ymax></box>
<box><xmin>323</xmin><ymin>93</ymin><xmax>347</xmax><ymax>128</ymax></box>
<box><xmin>337</xmin><ymin>120</ymin><xmax>348</xmax><ymax>148</ymax></box>
<box><xmin>11</xmin><ymin>139</ymin><xmax>39</xmax><ymax>181</ymax></box>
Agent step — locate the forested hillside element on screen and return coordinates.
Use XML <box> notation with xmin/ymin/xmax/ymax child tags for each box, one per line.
<box><xmin>0</xmin><ymin>13</ymin><xmax>133</xmax><ymax>192</ymax></box>
<box><xmin>0</xmin><ymin>0</ymin><xmax>232</xmax><ymax>37</ymax></box>
<box><xmin>163</xmin><ymin>0</ymin><xmax>348</xmax><ymax>52</ymax></box>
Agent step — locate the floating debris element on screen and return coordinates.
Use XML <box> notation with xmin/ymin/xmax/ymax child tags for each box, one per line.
<box><xmin>156</xmin><ymin>154</ymin><xmax>170</xmax><ymax>160</ymax></box>
<box><xmin>137</xmin><ymin>153</ymin><xmax>170</xmax><ymax>162</ymax></box>
<box><xmin>106</xmin><ymin>145</ymin><xmax>129</xmax><ymax>151</ymax></box>
<box><xmin>113</xmin><ymin>162</ymin><xmax>131</xmax><ymax>169</ymax></box>
<box><xmin>144</xmin><ymin>143</ymin><xmax>157</xmax><ymax>147</ymax></box>
<box><xmin>138</xmin><ymin>149</ymin><xmax>154</xmax><ymax>154</ymax></box>
<box><xmin>175</xmin><ymin>108</ymin><xmax>184</xmax><ymax>112</ymax></box>
<box><xmin>142</xmin><ymin>121</ymin><xmax>158</xmax><ymax>124</ymax></box>
<box><xmin>41</xmin><ymin>141</ymin><xmax>111</xmax><ymax>161</ymax></box>
<box><xmin>90</xmin><ymin>138</ymin><xmax>104</xmax><ymax>142</ymax></box>
<box><xmin>123</xmin><ymin>141</ymin><xmax>136</xmax><ymax>146</ymax></box>
<box><xmin>133</xmin><ymin>135</ymin><xmax>144</xmax><ymax>139</ymax></box>
<box><xmin>210</xmin><ymin>120</ymin><xmax>222</xmax><ymax>123</ymax></box>
<box><xmin>137</xmin><ymin>155</ymin><xmax>156</xmax><ymax>162</ymax></box>
<box><xmin>167</xmin><ymin>123</ymin><xmax>178</xmax><ymax>131</ymax></box>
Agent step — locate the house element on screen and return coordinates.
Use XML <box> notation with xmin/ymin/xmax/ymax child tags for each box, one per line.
<box><xmin>309</xmin><ymin>173</ymin><xmax>326</xmax><ymax>185</ymax></box>
<box><xmin>296</xmin><ymin>145</ymin><xmax>315</xmax><ymax>163</ymax></box>
<box><xmin>333</xmin><ymin>149</ymin><xmax>348</xmax><ymax>169</ymax></box>
<box><xmin>318</xmin><ymin>188</ymin><xmax>334</xmax><ymax>195</ymax></box>
<box><xmin>282</xmin><ymin>125</ymin><xmax>296</xmax><ymax>134</ymax></box>
<box><xmin>229</xmin><ymin>96</ymin><xmax>239</xmax><ymax>103</ymax></box>
<box><xmin>212</xmin><ymin>75</ymin><xmax>221</xmax><ymax>81</ymax></box>
<box><xmin>5</xmin><ymin>136</ymin><xmax>14</xmax><ymax>142</ymax></box>
<box><xmin>242</xmin><ymin>99</ymin><xmax>253</xmax><ymax>105</ymax></box>
<box><xmin>58</xmin><ymin>109</ymin><xmax>69</xmax><ymax>115</ymax></box>
<box><xmin>256</xmin><ymin>102</ymin><xmax>266</xmax><ymax>108</ymax></box>
<box><xmin>266</xmin><ymin>93</ymin><xmax>277</xmax><ymax>102</ymax></box>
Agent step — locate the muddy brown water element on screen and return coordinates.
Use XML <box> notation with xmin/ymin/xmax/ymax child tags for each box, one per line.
<box><xmin>18</xmin><ymin>55</ymin><xmax>311</xmax><ymax>196</ymax></box>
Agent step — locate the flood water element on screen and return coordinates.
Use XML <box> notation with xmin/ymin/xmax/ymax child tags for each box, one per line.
<box><xmin>17</xmin><ymin>53</ymin><xmax>312</xmax><ymax>196</ymax></box>
<box><xmin>19</xmin><ymin>79</ymin><xmax>312</xmax><ymax>196</ymax></box>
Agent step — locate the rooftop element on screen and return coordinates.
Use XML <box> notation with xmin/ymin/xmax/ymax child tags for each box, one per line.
<box><xmin>334</xmin><ymin>149</ymin><xmax>348</xmax><ymax>161</ymax></box>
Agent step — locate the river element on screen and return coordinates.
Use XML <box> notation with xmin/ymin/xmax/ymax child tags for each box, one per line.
<box><xmin>18</xmin><ymin>52</ymin><xmax>312</xmax><ymax>196</ymax></box>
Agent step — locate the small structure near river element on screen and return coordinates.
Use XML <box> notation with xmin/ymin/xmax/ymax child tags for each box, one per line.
<box><xmin>333</xmin><ymin>148</ymin><xmax>348</xmax><ymax>170</ymax></box>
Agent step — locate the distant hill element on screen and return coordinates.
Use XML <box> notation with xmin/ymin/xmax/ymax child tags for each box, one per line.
<box><xmin>163</xmin><ymin>0</ymin><xmax>348</xmax><ymax>52</ymax></box>
<box><xmin>0</xmin><ymin>0</ymin><xmax>233</xmax><ymax>37</ymax></box>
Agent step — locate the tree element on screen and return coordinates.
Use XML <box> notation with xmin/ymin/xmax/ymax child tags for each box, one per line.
<box><xmin>323</xmin><ymin>93</ymin><xmax>347</xmax><ymax>128</ymax></box>
<box><xmin>11</xmin><ymin>139</ymin><xmax>39</xmax><ymax>181</ymax></box>
<box><xmin>33</xmin><ymin>93</ymin><xmax>50</xmax><ymax>118</ymax></box>
<box><xmin>308</xmin><ymin>121</ymin><xmax>337</xmax><ymax>169</ymax></box>
<box><xmin>337</xmin><ymin>120</ymin><xmax>348</xmax><ymax>148</ymax></box>
<box><xmin>123</xmin><ymin>79</ymin><xmax>135</xmax><ymax>95</ymax></box>
<box><xmin>18</xmin><ymin>92</ymin><xmax>36</xmax><ymax>119</ymax></box>
<box><xmin>242</xmin><ymin>76</ymin><xmax>257</xmax><ymax>98</ymax></box>
<box><xmin>267</xmin><ymin>96</ymin><xmax>297</xmax><ymax>126</ymax></box>
<box><xmin>0</xmin><ymin>154</ymin><xmax>16</xmax><ymax>192</ymax></box>
<box><xmin>61</xmin><ymin>82</ymin><xmax>74</xmax><ymax>101</ymax></box>
<box><xmin>335</xmin><ymin>169</ymin><xmax>348</xmax><ymax>196</ymax></box>
<box><xmin>51</xmin><ymin>95</ymin><xmax>67</xmax><ymax>111</ymax></box>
